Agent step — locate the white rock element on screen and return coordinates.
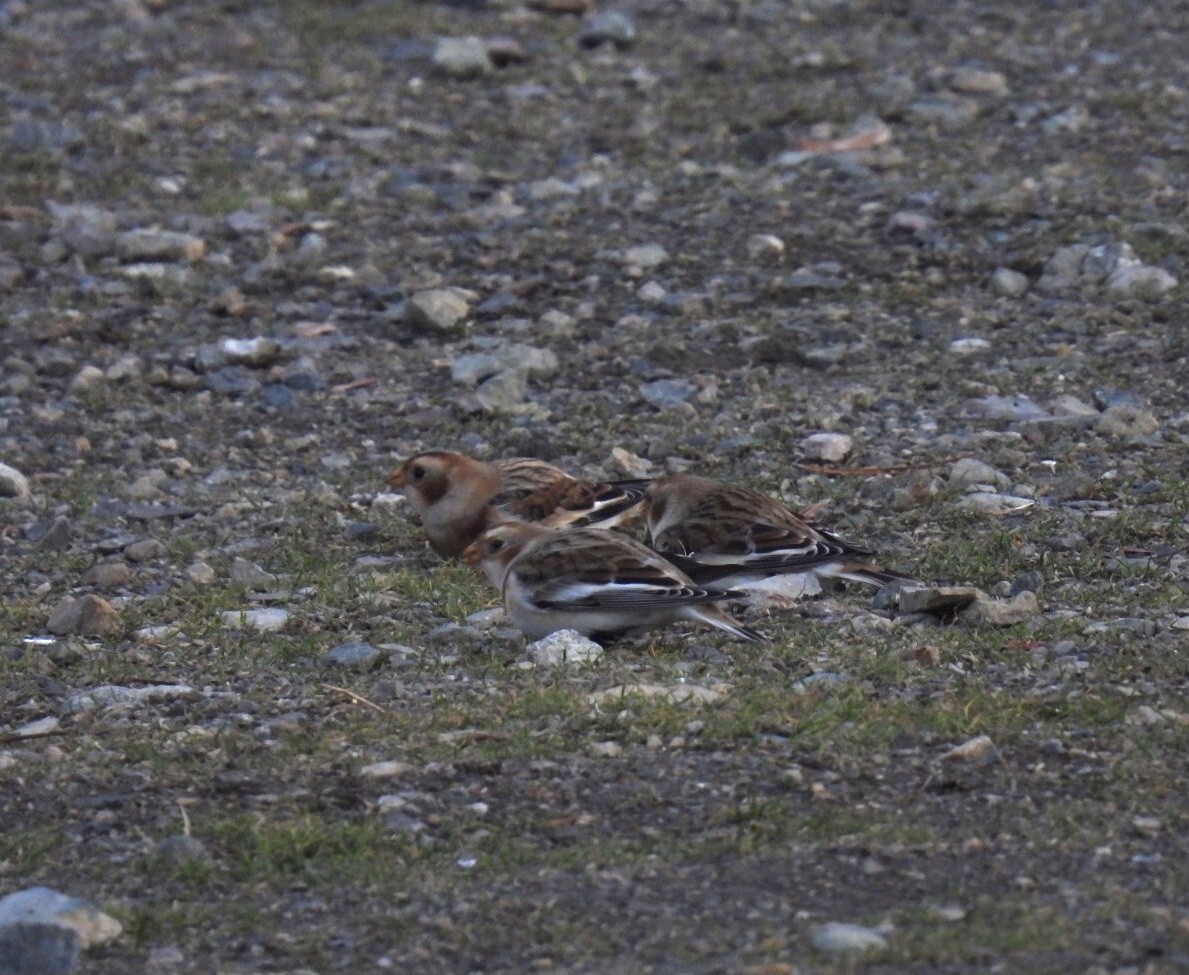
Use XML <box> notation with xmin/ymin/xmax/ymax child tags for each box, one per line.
<box><xmin>117</xmin><ymin>228</ymin><xmax>205</xmax><ymax>262</ymax></box>
<box><xmin>68</xmin><ymin>365</ymin><xmax>106</xmax><ymax>393</ymax></box>
<box><xmin>990</xmin><ymin>267</ymin><xmax>1028</xmax><ymax>296</ymax></box>
<box><xmin>745</xmin><ymin>233</ymin><xmax>785</xmax><ymax>261</ymax></box>
<box><xmin>957</xmin><ymin>492</ymin><xmax>1035</xmax><ymax>516</ymax></box>
<box><xmin>940</xmin><ymin>734</ymin><xmax>995</xmax><ymax>762</ymax></box>
<box><xmin>621</xmin><ymin>243</ymin><xmax>669</xmax><ymax>269</ymax></box>
<box><xmin>1050</xmin><ymin>394</ymin><xmax>1098</xmax><ymax>417</ymax></box>
<box><xmin>432</xmin><ymin>37</ymin><xmax>493</xmax><ymax>79</ymax></box>
<box><xmin>0</xmin><ymin>887</ymin><xmax>123</xmax><ymax>948</ymax></box>
<box><xmin>587</xmin><ymin>682</ymin><xmax>729</xmax><ymax>706</ymax></box>
<box><xmin>588</xmin><ymin>741</ymin><xmax>624</xmax><ymax>758</ymax></box>
<box><xmin>0</xmin><ymin>462</ymin><xmax>31</xmax><ymax>498</ymax></box>
<box><xmin>800</xmin><ymin>432</ymin><xmax>853</xmax><ymax>463</ymax></box>
<box><xmin>948</xmin><ymin>458</ymin><xmax>1009</xmax><ymax>489</ymax></box>
<box><xmin>220</xmin><ymin>608</ymin><xmax>290</xmax><ymax>632</ymax></box>
<box><xmin>360</xmin><ymin>760</ymin><xmax>414</xmax><ymax>778</ymax></box>
<box><xmin>527</xmin><ymin>629</ymin><xmax>605</xmax><ymax>666</ymax></box>
<box><xmin>405</xmin><ymin>288</ymin><xmax>474</xmax><ymax>334</ymax></box>
<box><xmin>65</xmin><ymin>683</ymin><xmax>196</xmax><ymax>713</ymax></box>
<box><xmin>12</xmin><ymin>716</ymin><xmax>60</xmax><ymax>739</ymax></box>
<box><xmin>811</xmin><ymin>922</ymin><xmax>888</xmax><ymax>954</ymax></box>
<box><xmin>1106</xmin><ymin>263</ymin><xmax>1177</xmax><ymax>297</ymax></box>
<box><xmin>950</xmin><ymin>337</ymin><xmax>991</xmax><ymax>355</ymax></box>
<box><xmin>609</xmin><ymin>446</ymin><xmax>653</xmax><ymax>477</ymax></box>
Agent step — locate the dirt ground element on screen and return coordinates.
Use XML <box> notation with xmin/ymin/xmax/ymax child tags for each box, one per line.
<box><xmin>1</xmin><ymin>1</ymin><xmax>1188</xmax><ymax>972</ymax></box>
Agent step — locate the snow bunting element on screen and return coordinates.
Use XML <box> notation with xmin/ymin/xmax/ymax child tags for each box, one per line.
<box><xmin>387</xmin><ymin>451</ymin><xmax>649</xmax><ymax>558</ymax></box>
<box><xmin>644</xmin><ymin>474</ymin><xmax>905</xmax><ymax>600</ymax></box>
<box><xmin>462</xmin><ymin>520</ymin><xmax>763</xmax><ymax>642</ymax></box>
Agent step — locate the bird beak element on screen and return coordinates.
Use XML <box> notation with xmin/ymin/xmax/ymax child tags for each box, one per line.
<box><xmin>387</xmin><ymin>467</ymin><xmax>405</xmax><ymax>489</ymax></box>
<box><xmin>461</xmin><ymin>542</ymin><xmax>480</xmax><ymax>567</ymax></box>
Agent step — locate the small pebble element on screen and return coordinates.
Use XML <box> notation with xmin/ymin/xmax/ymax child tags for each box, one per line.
<box><xmin>325</xmin><ymin>641</ymin><xmax>382</xmax><ymax>670</ymax></box>
<box><xmin>432</xmin><ymin>37</ymin><xmax>494</xmax><ymax>79</ymax></box>
<box><xmin>810</xmin><ymin>922</ymin><xmax>888</xmax><ymax>955</ymax></box>
<box><xmin>527</xmin><ymin>629</ymin><xmax>605</xmax><ymax>666</ymax></box>
<box><xmin>406</xmin><ymin>288</ymin><xmax>474</xmax><ymax>333</ymax></box>
<box><xmin>81</xmin><ymin>561</ymin><xmax>133</xmax><ymax>589</ymax></box>
<box><xmin>800</xmin><ymin>432</ymin><xmax>853</xmax><ymax>463</ymax></box>
<box><xmin>580</xmin><ymin>10</ymin><xmax>636</xmax><ymax>49</ymax></box>
<box><xmin>940</xmin><ymin>734</ymin><xmax>995</xmax><ymax>763</ymax></box>
<box><xmin>220</xmin><ymin>608</ymin><xmax>290</xmax><ymax>632</ymax></box>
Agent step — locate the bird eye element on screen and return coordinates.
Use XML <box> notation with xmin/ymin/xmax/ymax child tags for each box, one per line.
<box><xmin>411</xmin><ymin>465</ymin><xmax>426</xmax><ymax>480</ymax></box>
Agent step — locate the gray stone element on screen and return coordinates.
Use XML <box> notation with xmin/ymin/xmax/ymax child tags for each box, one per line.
<box><xmin>0</xmin><ymin>462</ymin><xmax>31</xmax><ymax>499</ymax></box>
<box><xmin>1010</xmin><ymin>570</ymin><xmax>1044</xmax><ymax>596</ymax></box>
<box><xmin>154</xmin><ymin>835</ymin><xmax>210</xmax><ymax>866</ymax></box>
<box><xmin>35</xmin><ymin>517</ymin><xmax>73</xmax><ymax>552</ymax></box>
<box><xmin>297</xmin><ymin>232</ymin><xmax>327</xmax><ymax>261</ymax></box>
<box><xmin>782</xmin><ymin>267</ymin><xmax>847</xmax><ymax>291</ymax></box>
<box><xmin>1050</xmin><ymin>394</ymin><xmax>1099</xmax><ymax>418</ymax></box>
<box><xmin>116</xmin><ymin>229</ymin><xmax>205</xmax><ymax>262</ymax></box>
<box><xmin>405</xmin><ymin>288</ymin><xmax>474</xmax><ymax>333</ymax></box>
<box><xmin>581</xmin><ymin>10</ymin><xmax>637</xmax><ymax>49</ymax></box>
<box><xmin>899</xmin><ymin>586</ymin><xmax>984</xmax><ymax>615</ymax></box>
<box><xmin>621</xmin><ymin>243</ymin><xmax>668</xmax><ymax>269</ymax></box>
<box><xmin>1041</xmin><ymin>533</ymin><xmax>1087</xmax><ymax>552</ymax></box>
<box><xmin>46</xmin><ymin>595</ymin><xmax>119</xmax><ymax>637</ymax></box>
<box><xmin>12</xmin><ymin>717</ymin><xmax>61</xmax><ymax>739</ymax></box>
<box><xmin>8</xmin><ymin>119</ymin><xmax>84</xmax><ymax>153</ymax></box>
<box><xmin>186</xmin><ymin>561</ymin><xmax>216</xmax><ymax>585</ymax></box>
<box><xmin>948</xmin><ymin>458</ymin><xmax>1009</xmax><ymax>489</ymax></box>
<box><xmin>1036</xmin><ymin>243</ymin><xmax>1090</xmax><ymax>293</ymax></box>
<box><xmin>81</xmin><ymin>561</ymin><xmax>133</xmax><ymax>589</ymax></box>
<box><xmin>451</xmin><ymin>344</ymin><xmax>558</xmax><ymax>385</ymax></box>
<box><xmin>948</xmin><ymin>67</ymin><xmax>1009</xmax><ymax>97</ymax></box>
<box><xmin>811</xmin><ymin>921</ymin><xmax>888</xmax><ymax>955</ymax></box>
<box><xmin>967</xmin><ymin>394</ymin><xmax>1050</xmax><ymax>421</ymax></box>
<box><xmin>65</xmin><ymin>683</ymin><xmax>196</xmax><ymax>713</ymax></box>
<box><xmin>0</xmin><ymin>922</ymin><xmax>80</xmax><ymax>975</ymax></box>
<box><xmin>990</xmin><ymin>267</ymin><xmax>1028</xmax><ymax>297</ymax></box>
<box><xmin>1042</xmin><ymin>105</ymin><xmax>1090</xmax><ymax>134</ymax></box>
<box><xmin>432</xmin><ymin>37</ymin><xmax>493</xmax><ymax>79</ymax></box>
<box><xmin>67</xmin><ymin>366</ymin><xmax>105</xmax><ymax>394</ymax></box>
<box><xmin>639</xmin><ymin>379</ymin><xmax>696</xmax><ymax>409</ymax></box>
<box><xmin>527</xmin><ymin>629</ymin><xmax>605</xmax><ymax>666</ymax></box>
<box><xmin>0</xmin><ymin>887</ymin><xmax>122</xmax><ymax>949</ymax></box>
<box><xmin>1106</xmin><ymin>262</ymin><xmax>1177</xmax><ymax>297</ymax></box>
<box><xmin>906</xmin><ymin>94</ymin><xmax>980</xmax><ymax>128</ymax></box>
<box><xmin>1096</xmin><ymin>404</ymin><xmax>1159</xmax><ymax>439</ymax></box>
<box><xmin>203</xmin><ymin>366</ymin><xmax>262</xmax><ymax>396</ymax></box>
<box><xmin>1081</xmin><ymin>241</ymin><xmax>1129</xmax><ymax>282</ymax></box>
<box><xmin>229</xmin><ymin>558</ymin><xmax>278</xmax><ymax>591</ymax></box>
<box><xmin>961</xmin><ymin>591</ymin><xmax>1039</xmax><ymax>626</ymax></box>
<box><xmin>800</xmin><ymin>432</ymin><xmax>853</xmax><ymax>463</ymax></box>
<box><xmin>1092</xmin><ymin>388</ymin><xmax>1145</xmax><ymax>410</ymax></box>
<box><xmin>124</xmin><ymin>539</ymin><xmax>166</xmax><ymax>562</ymax></box>
<box><xmin>325</xmin><ymin>641</ymin><xmax>382</xmax><ymax>670</ymax></box>
<box><xmin>474</xmin><ymin>369</ymin><xmax>528</xmax><ymax>412</ymax></box>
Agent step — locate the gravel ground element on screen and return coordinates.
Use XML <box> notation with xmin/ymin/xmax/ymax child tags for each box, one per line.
<box><xmin>2</xmin><ymin>1</ymin><xmax>1188</xmax><ymax>972</ymax></box>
